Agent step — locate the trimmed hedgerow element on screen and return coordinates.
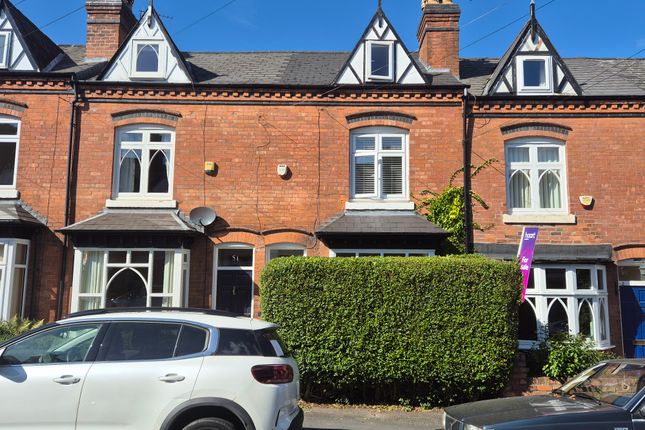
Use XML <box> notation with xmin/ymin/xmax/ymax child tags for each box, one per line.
<box><xmin>261</xmin><ymin>255</ymin><xmax>521</xmax><ymax>406</ymax></box>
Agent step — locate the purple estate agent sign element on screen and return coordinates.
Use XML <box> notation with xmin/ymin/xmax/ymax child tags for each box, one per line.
<box><xmin>517</xmin><ymin>227</ymin><xmax>539</xmax><ymax>302</ymax></box>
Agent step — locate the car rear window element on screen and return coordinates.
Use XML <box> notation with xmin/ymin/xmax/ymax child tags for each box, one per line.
<box><xmin>216</xmin><ymin>328</ymin><xmax>290</xmax><ymax>357</ymax></box>
<box><xmin>216</xmin><ymin>329</ymin><xmax>262</xmax><ymax>356</ymax></box>
<box><xmin>256</xmin><ymin>329</ymin><xmax>290</xmax><ymax>357</ymax></box>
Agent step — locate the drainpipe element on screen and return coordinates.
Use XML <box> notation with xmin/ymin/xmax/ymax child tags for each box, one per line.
<box><xmin>55</xmin><ymin>76</ymin><xmax>79</xmax><ymax>320</ymax></box>
<box><xmin>463</xmin><ymin>88</ymin><xmax>474</xmax><ymax>254</ymax></box>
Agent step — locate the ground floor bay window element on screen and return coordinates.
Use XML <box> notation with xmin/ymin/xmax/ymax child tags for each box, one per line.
<box><xmin>71</xmin><ymin>249</ymin><xmax>189</xmax><ymax>312</ymax></box>
<box><xmin>0</xmin><ymin>239</ymin><xmax>29</xmax><ymax>320</ymax></box>
<box><xmin>518</xmin><ymin>264</ymin><xmax>610</xmax><ymax>349</ymax></box>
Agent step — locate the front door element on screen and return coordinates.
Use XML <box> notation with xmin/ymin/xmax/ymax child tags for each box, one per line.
<box><xmin>0</xmin><ymin>323</ymin><xmax>104</xmax><ymax>429</ymax></box>
<box><xmin>621</xmin><ymin>286</ymin><xmax>645</xmax><ymax>358</ymax></box>
<box><xmin>215</xmin><ymin>247</ymin><xmax>254</xmax><ymax>317</ymax></box>
<box><xmin>216</xmin><ymin>270</ymin><xmax>253</xmax><ymax>316</ymax></box>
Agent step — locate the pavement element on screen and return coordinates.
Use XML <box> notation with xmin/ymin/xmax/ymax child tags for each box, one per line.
<box><xmin>303</xmin><ymin>405</ymin><xmax>443</xmax><ymax>430</ymax></box>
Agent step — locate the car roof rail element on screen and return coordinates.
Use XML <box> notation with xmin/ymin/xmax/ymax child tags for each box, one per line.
<box><xmin>65</xmin><ymin>307</ymin><xmax>241</xmax><ymax>319</ymax></box>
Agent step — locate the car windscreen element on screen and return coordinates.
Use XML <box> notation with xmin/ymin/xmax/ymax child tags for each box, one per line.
<box><xmin>562</xmin><ymin>362</ymin><xmax>645</xmax><ymax>406</ymax></box>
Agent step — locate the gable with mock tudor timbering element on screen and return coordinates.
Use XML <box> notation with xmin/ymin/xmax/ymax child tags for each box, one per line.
<box><xmin>0</xmin><ymin>0</ymin><xmax>64</xmax><ymax>72</ymax></box>
<box><xmin>483</xmin><ymin>9</ymin><xmax>582</xmax><ymax>97</ymax></box>
<box><xmin>335</xmin><ymin>7</ymin><xmax>426</xmax><ymax>85</ymax></box>
<box><xmin>99</xmin><ymin>4</ymin><xmax>192</xmax><ymax>84</ymax></box>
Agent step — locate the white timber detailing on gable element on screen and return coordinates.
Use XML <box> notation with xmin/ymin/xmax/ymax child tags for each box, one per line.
<box><xmin>0</xmin><ymin>9</ymin><xmax>34</xmax><ymax>71</ymax></box>
<box><xmin>335</xmin><ymin>9</ymin><xmax>425</xmax><ymax>85</ymax></box>
<box><xmin>101</xmin><ymin>6</ymin><xmax>191</xmax><ymax>84</ymax></box>
<box><xmin>484</xmin><ymin>9</ymin><xmax>581</xmax><ymax>97</ymax></box>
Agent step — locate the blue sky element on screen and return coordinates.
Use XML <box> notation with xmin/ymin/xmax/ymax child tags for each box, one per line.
<box><xmin>15</xmin><ymin>0</ymin><xmax>645</xmax><ymax>58</ymax></box>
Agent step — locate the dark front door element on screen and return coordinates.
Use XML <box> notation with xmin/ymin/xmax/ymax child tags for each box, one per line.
<box><xmin>621</xmin><ymin>286</ymin><xmax>645</xmax><ymax>358</ymax></box>
<box><xmin>216</xmin><ymin>270</ymin><xmax>253</xmax><ymax>317</ymax></box>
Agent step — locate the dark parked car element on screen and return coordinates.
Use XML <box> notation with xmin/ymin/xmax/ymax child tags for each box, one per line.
<box><xmin>443</xmin><ymin>359</ymin><xmax>645</xmax><ymax>430</ymax></box>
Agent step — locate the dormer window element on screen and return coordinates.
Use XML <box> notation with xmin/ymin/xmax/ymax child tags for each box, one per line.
<box><xmin>0</xmin><ymin>31</ymin><xmax>11</xmax><ymax>69</ymax></box>
<box><xmin>131</xmin><ymin>42</ymin><xmax>165</xmax><ymax>79</ymax></box>
<box><xmin>367</xmin><ymin>41</ymin><xmax>394</xmax><ymax>81</ymax></box>
<box><xmin>517</xmin><ymin>56</ymin><xmax>552</xmax><ymax>94</ymax></box>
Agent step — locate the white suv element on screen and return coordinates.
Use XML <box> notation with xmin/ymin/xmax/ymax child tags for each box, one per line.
<box><xmin>0</xmin><ymin>308</ymin><xmax>303</xmax><ymax>430</ymax></box>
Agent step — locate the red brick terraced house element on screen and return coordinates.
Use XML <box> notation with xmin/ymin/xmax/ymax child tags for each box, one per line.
<box><xmin>0</xmin><ymin>0</ymin><xmax>643</xmax><ymax>357</ymax></box>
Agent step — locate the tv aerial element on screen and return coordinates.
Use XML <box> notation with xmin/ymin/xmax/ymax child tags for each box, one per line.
<box><xmin>189</xmin><ymin>207</ymin><xmax>217</xmax><ymax>227</ymax></box>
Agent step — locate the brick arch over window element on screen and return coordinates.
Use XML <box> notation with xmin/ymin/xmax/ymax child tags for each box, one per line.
<box><xmin>0</xmin><ymin>99</ymin><xmax>27</xmax><ymax>118</ymax></box>
<box><xmin>346</xmin><ymin>111</ymin><xmax>417</xmax><ymax>127</ymax></box>
<box><xmin>111</xmin><ymin>109</ymin><xmax>182</xmax><ymax>127</ymax></box>
<box><xmin>615</xmin><ymin>245</ymin><xmax>645</xmax><ymax>262</ymax></box>
<box><xmin>501</xmin><ymin>122</ymin><xmax>572</xmax><ymax>137</ymax></box>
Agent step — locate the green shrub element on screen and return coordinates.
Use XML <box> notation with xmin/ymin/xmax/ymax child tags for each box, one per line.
<box><xmin>540</xmin><ymin>334</ymin><xmax>612</xmax><ymax>382</ymax></box>
<box><xmin>261</xmin><ymin>255</ymin><xmax>522</xmax><ymax>406</ymax></box>
<box><xmin>0</xmin><ymin>317</ymin><xmax>43</xmax><ymax>343</ymax></box>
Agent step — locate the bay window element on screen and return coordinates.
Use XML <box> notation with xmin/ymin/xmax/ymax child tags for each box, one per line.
<box><xmin>0</xmin><ymin>239</ymin><xmax>29</xmax><ymax>320</ymax></box>
<box><xmin>519</xmin><ymin>264</ymin><xmax>610</xmax><ymax>349</ymax></box>
<box><xmin>351</xmin><ymin>127</ymin><xmax>408</xmax><ymax>201</ymax></box>
<box><xmin>71</xmin><ymin>248</ymin><xmax>189</xmax><ymax>312</ymax></box>
<box><xmin>113</xmin><ymin>125</ymin><xmax>174</xmax><ymax>200</ymax></box>
<box><xmin>506</xmin><ymin>138</ymin><xmax>567</xmax><ymax>213</ymax></box>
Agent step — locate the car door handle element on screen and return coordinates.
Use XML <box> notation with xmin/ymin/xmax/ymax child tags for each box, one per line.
<box><xmin>159</xmin><ymin>374</ymin><xmax>186</xmax><ymax>383</ymax></box>
<box><xmin>53</xmin><ymin>375</ymin><xmax>81</xmax><ymax>385</ymax></box>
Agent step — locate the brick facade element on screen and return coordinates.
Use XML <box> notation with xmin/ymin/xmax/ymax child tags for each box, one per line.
<box><xmin>0</xmin><ymin>1</ymin><xmax>643</xmax><ymax>362</ymax></box>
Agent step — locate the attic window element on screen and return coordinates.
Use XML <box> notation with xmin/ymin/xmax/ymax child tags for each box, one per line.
<box><xmin>367</xmin><ymin>41</ymin><xmax>394</xmax><ymax>81</ymax></box>
<box><xmin>0</xmin><ymin>31</ymin><xmax>11</xmax><ymax>69</ymax></box>
<box><xmin>517</xmin><ymin>55</ymin><xmax>552</xmax><ymax>94</ymax></box>
<box><xmin>131</xmin><ymin>42</ymin><xmax>165</xmax><ymax>79</ymax></box>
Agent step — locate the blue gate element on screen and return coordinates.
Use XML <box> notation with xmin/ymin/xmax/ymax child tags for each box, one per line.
<box><xmin>621</xmin><ymin>286</ymin><xmax>645</xmax><ymax>358</ymax></box>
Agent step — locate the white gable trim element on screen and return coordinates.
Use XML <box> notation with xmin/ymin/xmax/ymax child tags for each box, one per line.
<box><xmin>0</xmin><ymin>9</ymin><xmax>35</xmax><ymax>72</ymax></box>
<box><xmin>336</xmin><ymin>11</ymin><xmax>425</xmax><ymax>86</ymax></box>
<box><xmin>486</xmin><ymin>20</ymin><xmax>582</xmax><ymax>97</ymax></box>
<box><xmin>101</xmin><ymin>6</ymin><xmax>191</xmax><ymax>84</ymax></box>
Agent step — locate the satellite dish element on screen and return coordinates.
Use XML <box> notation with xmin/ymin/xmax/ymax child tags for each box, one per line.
<box><xmin>190</xmin><ymin>207</ymin><xmax>217</xmax><ymax>227</ymax></box>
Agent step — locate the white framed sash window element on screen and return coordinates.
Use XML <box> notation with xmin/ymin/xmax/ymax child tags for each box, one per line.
<box><xmin>350</xmin><ymin>127</ymin><xmax>409</xmax><ymax>201</ymax></box>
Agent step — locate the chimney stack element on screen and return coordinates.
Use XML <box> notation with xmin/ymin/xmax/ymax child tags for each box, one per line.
<box><xmin>417</xmin><ymin>0</ymin><xmax>461</xmax><ymax>78</ymax></box>
<box><xmin>85</xmin><ymin>0</ymin><xmax>136</xmax><ymax>61</ymax></box>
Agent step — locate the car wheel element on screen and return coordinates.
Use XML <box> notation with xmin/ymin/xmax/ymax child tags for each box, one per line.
<box><xmin>182</xmin><ymin>418</ymin><xmax>235</xmax><ymax>430</ymax></box>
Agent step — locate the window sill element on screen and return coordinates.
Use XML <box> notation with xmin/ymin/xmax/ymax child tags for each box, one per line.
<box><xmin>105</xmin><ymin>199</ymin><xmax>177</xmax><ymax>209</ymax></box>
<box><xmin>0</xmin><ymin>189</ymin><xmax>19</xmax><ymax>199</ymax></box>
<box><xmin>345</xmin><ymin>201</ymin><xmax>415</xmax><ymax>211</ymax></box>
<box><xmin>503</xmin><ymin>213</ymin><xmax>576</xmax><ymax>225</ymax></box>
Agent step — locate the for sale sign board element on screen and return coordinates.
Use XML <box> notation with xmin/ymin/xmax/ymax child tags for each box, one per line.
<box><xmin>517</xmin><ymin>227</ymin><xmax>539</xmax><ymax>302</ymax></box>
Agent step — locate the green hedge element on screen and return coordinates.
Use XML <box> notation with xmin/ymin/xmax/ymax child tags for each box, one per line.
<box><xmin>261</xmin><ymin>255</ymin><xmax>522</xmax><ymax>406</ymax></box>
